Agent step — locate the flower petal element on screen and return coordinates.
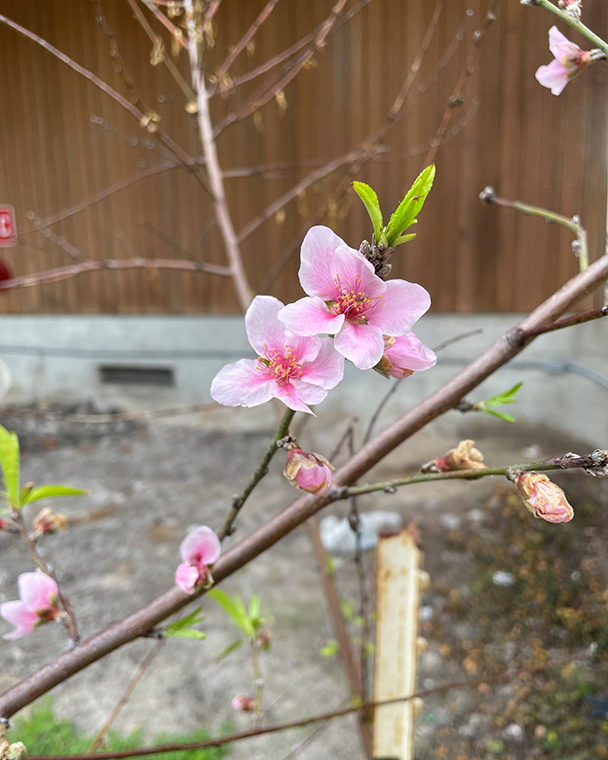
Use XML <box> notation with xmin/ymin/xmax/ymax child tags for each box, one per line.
<box><xmin>278</xmin><ymin>297</ymin><xmax>344</xmax><ymax>336</ymax></box>
<box><xmin>548</xmin><ymin>25</ymin><xmax>574</xmax><ymax>58</ymax></box>
<box><xmin>245</xmin><ymin>295</ymin><xmax>287</xmax><ymax>356</ymax></box>
<box><xmin>332</xmin><ymin>247</ymin><xmax>386</xmax><ymax>299</ymax></box>
<box><xmin>284</xmin><ymin>332</ymin><xmax>321</xmax><ymax>364</ymax></box>
<box><xmin>211</xmin><ymin>359</ymin><xmax>275</xmax><ymax>408</ymax></box>
<box><xmin>300</xmin><ymin>338</ymin><xmax>345</xmax><ymax>390</ymax></box>
<box><xmin>366</xmin><ymin>279</ymin><xmax>431</xmax><ymax>335</ymax></box>
<box><xmin>535</xmin><ymin>60</ymin><xmax>569</xmax><ymax>96</ymax></box>
<box><xmin>18</xmin><ymin>570</ymin><xmax>58</xmax><ymax>611</ymax></box>
<box><xmin>0</xmin><ymin>601</ymin><xmax>38</xmax><ymax>639</ymax></box>
<box><xmin>385</xmin><ymin>332</ymin><xmax>437</xmax><ymax>372</ymax></box>
<box><xmin>299</xmin><ymin>226</ymin><xmax>352</xmax><ymax>299</ymax></box>
<box><xmin>175</xmin><ymin>563</ymin><xmax>199</xmax><ymax>595</ymax></box>
<box><xmin>273</xmin><ymin>379</ymin><xmax>328</xmax><ymax>414</ymax></box>
<box><xmin>333</xmin><ymin>323</ymin><xmax>385</xmax><ymax>370</ymax></box>
<box><xmin>179</xmin><ymin>526</ymin><xmax>222</xmax><ymax>565</ymax></box>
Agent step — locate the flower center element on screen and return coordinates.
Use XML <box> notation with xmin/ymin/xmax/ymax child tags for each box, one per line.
<box><xmin>331</xmin><ymin>273</ymin><xmax>375</xmax><ymax>323</ymax></box>
<box><xmin>258</xmin><ymin>345</ymin><xmax>302</xmax><ymax>385</ymax></box>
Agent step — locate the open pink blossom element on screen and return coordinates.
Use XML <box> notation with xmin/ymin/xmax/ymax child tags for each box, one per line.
<box><xmin>211</xmin><ymin>295</ymin><xmax>344</xmax><ymax>415</ymax></box>
<box><xmin>283</xmin><ymin>448</ymin><xmax>334</xmax><ymax>495</ymax></box>
<box><xmin>175</xmin><ymin>526</ymin><xmax>221</xmax><ymax>594</ymax></box>
<box><xmin>277</xmin><ymin>226</ymin><xmax>431</xmax><ymax>370</ymax></box>
<box><xmin>374</xmin><ymin>332</ymin><xmax>437</xmax><ymax>379</ymax></box>
<box><xmin>0</xmin><ymin>570</ymin><xmax>62</xmax><ymax>640</ymax></box>
<box><xmin>535</xmin><ymin>26</ymin><xmax>593</xmax><ymax>95</ymax></box>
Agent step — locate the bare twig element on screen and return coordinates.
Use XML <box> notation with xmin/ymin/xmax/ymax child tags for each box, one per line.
<box><xmin>510</xmin><ymin>305</ymin><xmax>608</xmax><ymax>344</ymax></box>
<box><xmin>88</xmin><ymin>641</ymin><xmax>165</xmax><ymax>753</ymax></box>
<box><xmin>480</xmin><ymin>186</ymin><xmax>589</xmax><ymax>271</ymax></box>
<box><xmin>215</xmin><ymin>0</ymin><xmax>282</xmax><ymax>78</ymax></box>
<box><xmin>1</xmin><ymin>250</ymin><xmax>607</xmax><ymax>721</ymax></box>
<box><xmin>137</xmin><ymin>0</ymin><xmax>188</xmax><ymax>48</ymax></box>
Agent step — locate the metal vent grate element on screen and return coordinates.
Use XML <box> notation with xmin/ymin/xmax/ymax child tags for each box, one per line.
<box><xmin>98</xmin><ymin>365</ymin><xmax>175</xmax><ymax>387</ymax></box>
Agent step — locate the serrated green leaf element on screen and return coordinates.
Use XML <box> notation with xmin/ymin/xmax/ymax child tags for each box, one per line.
<box><xmin>165</xmin><ymin>607</ymin><xmax>204</xmax><ymax>634</ymax></box>
<box><xmin>481</xmin><ymin>408</ymin><xmax>515</xmax><ymax>423</ymax></box>
<box><xmin>0</xmin><ymin>425</ymin><xmax>20</xmax><ymax>509</ymax></box>
<box><xmin>165</xmin><ymin>628</ymin><xmax>207</xmax><ymax>640</ymax></box>
<box><xmin>212</xmin><ymin>638</ymin><xmax>245</xmax><ymax>663</ymax></box>
<box><xmin>249</xmin><ymin>593</ymin><xmax>260</xmax><ymax>625</ymax></box>
<box><xmin>385</xmin><ymin>165</ymin><xmax>435</xmax><ymax>247</ymax></box>
<box><xmin>21</xmin><ymin>485</ymin><xmax>89</xmax><ymax>508</ymax></box>
<box><xmin>352</xmin><ymin>182</ymin><xmax>383</xmax><ymax>245</ymax></box>
<box><xmin>208</xmin><ymin>588</ymin><xmax>255</xmax><ymax>638</ymax></box>
<box><xmin>392</xmin><ymin>233</ymin><xmax>417</xmax><ymax>246</ymax></box>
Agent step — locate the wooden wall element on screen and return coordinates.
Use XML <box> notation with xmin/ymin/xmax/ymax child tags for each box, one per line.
<box><xmin>0</xmin><ymin>0</ymin><xmax>606</xmax><ymax>315</ymax></box>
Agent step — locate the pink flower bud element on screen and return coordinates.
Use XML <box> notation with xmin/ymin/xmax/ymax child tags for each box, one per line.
<box><xmin>374</xmin><ymin>332</ymin><xmax>437</xmax><ymax>379</ymax></box>
<box><xmin>0</xmin><ymin>570</ymin><xmax>63</xmax><ymax>639</ymax></box>
<box><xmin>515</xmin><ymin>472</ymin><xmax>574</xmax><ymax>524</ymax></box>
<box><xmin>434</xmin><ymin>440</ymin><xmax>486</xmax><ymax>472</ymax></box>
<box><xmin>231</xmin><ymin>695</ymin><xmax>255</xmax><ymax>712</ymax></box>
<box><xmin>283</xmin><ymin>449</ymin><xmax>334</xmax><ymax>495</ymax></box>
<box><xmin>33</xmin><ymin>507</ymin><xmax>68</xmax><ymax>535</ymax></box>
<box><xmin>0</xmin><ymin>517</ymin><xmax>12</xmax><ymax>531</ymax></box>
<box><xmin>175</xmin><ymin>526</ymin><xmax>221</xmax><ymax>595</ymax></box>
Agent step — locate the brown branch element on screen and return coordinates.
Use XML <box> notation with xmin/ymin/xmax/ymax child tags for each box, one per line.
<box><xmin>204</xmin><ymin>0</ymin><xmax>222</xmax><ymax>22</ymax></box>
<box><xmin>213</xmin><ymin>0</ymin><xmax>349</xmax><ymax>136</ymax></box>
<box><xmin>12</xmin><ymin>513</ymin><xmax>80</xmax><ymax>644</ymax></box>
<box><xmin>215</xmin><ymin>0</ymin><xmax>282</xmax><ymax>77</ymax></box>
<box><xmin>137</xmin><ymin>0</ymin><xmax>187</xmax><ymax>48</ymax></box>
<box><xmin>424</xmin><ymin>0</ymin><xmax>498</xmax><ymax>166</ymax></box>
<box><xmin>508</xmin><ymin>305</ymin><xmax>608</xmax><ymax>346</ymax></box>
<box><xmin>0</xmin><ymin>257</ymin><xmax>231</xmax><ymax>291</ymax></box>
<box><xmin>88</xmin><ymin>641</ymin><xmax>164</xmax><ymax>753</ymax></box>
<box><xmin>94</xmin><ymin>0</ymin><xmax>142</xmax><ymax>107</ymax></box>
<box><xmin>23</xmin><ymin>654</ymin><xmax>585</xmax><ymax>760</ymax></box>
<box><xmin>1</xmin><ymin>250</ymin><xmax>606</xmax><ymax>721</ymax></box>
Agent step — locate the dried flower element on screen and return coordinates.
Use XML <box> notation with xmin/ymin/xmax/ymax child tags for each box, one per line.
<box><xmin>0</xmin><ymin>570</ymin><xmax>63</xmax><ymax>639</ymax></box>
<box><xmin>175</xmin><ymin>526</ymin><xmax>221</xmax><ymax>595</ymax></box>
<box><xmin>231</xmin><ymin>695</ymin><xmax>255</xmax><ymax>712</ymax></box>
<box><xmin>33</xmin><ymin>507</ymin><xmax>68</xmax><ymax>535</ymax></box>
<box><xmin>283</xmin><ymin>449</ymin><xmax>334</xmax><ymax>495</ymax></box>
<box><xmin>6</xmin><ymin>743</ymin><xmax>26</xmax><ymax>760</ymax></box>
<box><xmin>434</xmin><ymin>440</ymin><xmax>486</xmax><ymax>472</ymax></box>
<box><xmin>536</xmin><ymin>26</ymin><xmax>593</xmax><ymax>96</ymax></box>
<box><xmin>514</xmin><ymin>471</ymin><xmax>574</xmax><ymax>523</ymax></box>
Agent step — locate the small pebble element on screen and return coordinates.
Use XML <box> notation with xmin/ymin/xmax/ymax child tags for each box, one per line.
<box><xmin>439</xmin><ymin>513</ymin><xmax>461</xmax><ymax>530</ymax></box>
<box><xmin>492</xmin><ymin>570</ymin><xmax>515</xmax><ymax>587</ymax></box>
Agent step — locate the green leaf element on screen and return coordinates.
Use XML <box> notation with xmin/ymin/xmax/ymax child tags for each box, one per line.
<box><xmin>352</xmin><ymin>182</ymin><xmax>384</xmax><ymax>245</ymax></box>
<box><xmin>392</xmin><ymin>233</ymin><xmax>417</xmax><ymax>246</ymax></box>
<box><xmin>21</xmin><ymin>485</ymin><xmax>89</xmax><ymax>508</ymax></box>
<box><xmin>384</xmin><ymin>165</ymin><xmax>435</xmax><ymax>247</ymax></box>
<box><xmin>164</xmin><ymin>607</ymin><xmax>204</xmax><ymax>634</ymax></box>
<box><xmin>208</xmin><ymin>588</ymin><xmax>255</xmax><ymax>638</ymax></box>
<box><xmin>481</xmin><ymin>409</ymin><xmax>515</xmax><ymax>423</ymax></box>
<box><xmin>164</xmin><ymin>628</ymin><xmax>207</xmax><ymax>640</ymax></box>
<box><xmin>320</xmin><ymin>639</ymin><xmax>339</xmax><ymax>657</ymax></box>
<box><xmin>0</xmin><ymin>425</ymin><xmax>20</xmax><ymax>509</ymax></box>
<box><xmin>340</xmin><ymin>598</ymin><xmax>355</xmax><ymax>621</ymax></box>
<box><xmin>249</xmin><ymin>593</ymin><xmax>260</xmax><ymax>625</ymax></box>
<box><xmin>212</xmin><ymin>639</ymin><xmax>245</xmax><ymax>663</ymax></box>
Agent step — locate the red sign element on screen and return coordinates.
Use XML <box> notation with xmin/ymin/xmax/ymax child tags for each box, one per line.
<box><xmin>0</xmin><ymin>205</ymin><xmax>17</xmax><ymax>247</ymax></box>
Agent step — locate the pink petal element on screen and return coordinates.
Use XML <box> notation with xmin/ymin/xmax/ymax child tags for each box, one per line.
<box><xmin>273</xmin><ymin>379</ymin><xmax>328</xmax><ymax>414</ymax></box>
<box><xmin>548</xmin><ymin>25</ymin><xmax>576</xmax><ymax>59</ymax></box>
<box><xmin>300</xmin><ymin>338</ymin><xmax>345</xmax><ymax>390</ymax></box>
<box><xmin>366</xmin><ymin>279</ymin><xmax>431</xmax><ymax>335</ymax></box>
<box><xmin>333</xmin><ymin>323</ymin><xmax>385</xmax><ymax>370</ymax></box>
<box><xmin>179</xmin><ymin>526</ymin><xmax>221</xmax><ymax>565</ymax></box>
<box><xmin>18</xmin><ymin>570</ymin><xmax>58</xmax><ymax>611</ymax></box>
<box><xmin>278</xmin><ymin>297</ymin><xmax>345</xmax><ymax>336</ymax></box>
<box><xmin>299</xmin><ymin>226</ymin><xmax>352</xmax><ymax>299</ymax></box>
<box><xmin>332</xmin><ymin>247</ymin><xmax>386</xmax><ymax>299</ymax></box>
<box><xmin>535</xmin><ymin>60</ymin><xmax>569</xmax><ymax>95</ymax></box>
<box><xmin>175</xmin><ymin>563</ymin><xmax>199</xmax><ymax>594</ymax></box>
<box><xmin>295</xmin><ymin>463</ymin><xmax>333</xmax><ymax>494</ymax></box>
<box><xmin>284</xmin><ymin>332</ymin><xmax>321</xmax><ymax>364</ymax></box>
<box><xmin>245</xmin><ymin>295</ymin><xmax>287</xmax><ymax>356</ymax></box>
<box><xmin>0</xmin><ymin>601</ymin><xmax>38</xmax><ymax>639</ymax></box>
<box><xmin>211</xmin><ymin>359</ymin><xmax>275</xmax><ymax>408</ymax></box>
<box><xmin>385</xmin><ymin>332</ymin><xmax>437</xmax><ymax>372</ymax></box>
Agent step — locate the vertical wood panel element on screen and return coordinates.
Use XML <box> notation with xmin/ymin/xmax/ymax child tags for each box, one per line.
<box><xmin>0</xmin><ymin>0</ymin><xmax>605</xmax><ymax>315</ymax></box>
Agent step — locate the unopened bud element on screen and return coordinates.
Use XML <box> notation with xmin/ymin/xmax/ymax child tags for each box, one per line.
<box><xmin>7</xmin><ymin>743</ymin><xmax>26</xmax><ymax>760</ymax></box>
<box><xmin>257</xmin><ymin>629</ymin><xmax>272</xmax><ymax>650</ymax></box>
<box><xmin>231</xmin><ymin>695</ymin><xmax>255</xmax><ymax>712</ymax></box>
<box><xmin>514</xmin><ymin>472</ymin><xmax>574</xmax><ymax>524</ymax></box>
<box><xmin>0</xmin><ymin>517</ymin><xmax>12</xmax><ymax>531</ymax></box>
<box><xmin>283</xmin><ymin>449</ymin><xmax>334</xmax><ymax>495</ymax></box>
<box><xmin>434</xmin><ymin>440</ymin><xmax>486</xmax><ymax>472</ymax></box>
<box><xmin>33</xmin><ymin>507</ymin><xmax>68</xmax><ymax>535</ymax></box>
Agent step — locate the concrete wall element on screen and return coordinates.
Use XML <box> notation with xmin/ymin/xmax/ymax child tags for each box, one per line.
<box><xmin>0</xmin><ymin>314</ymin><xmax>606</xmax><ymax>446</ymax></box>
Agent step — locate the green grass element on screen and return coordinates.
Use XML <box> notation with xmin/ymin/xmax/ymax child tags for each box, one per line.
<box><xmin>7</xmin><ymin>700</ymin><xmax>230</xmax><ymax>760</ymax></box>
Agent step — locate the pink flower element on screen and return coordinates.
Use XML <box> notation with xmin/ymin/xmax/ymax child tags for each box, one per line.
<box><xmin>211</xmin><ymin>295</ymin><xmax>344</xmax><ymax>414</ymax></box>
<box><xmin>283</xmin><ymin>449</ymin><xmax>334</xmax><ymax>495</ymax></box>
<box><xmin>374</xmin><ymin>332</ymin><xmax>436</xmax><ymax>379</ymax></box>
<box><xmin>277</xmin><ymin>226</ymin><xmax>431</xmax><ymax>370</ymax></box>
<box><xmin>231</xmin><ymin>695</ymin><xmax>255</xmax><ymax>712</ymax></box>
<box><xmin>515</xmin><ymin>472</ymin><xmax>574</xmax><ymax>524</ymax></box>
<box><xmin>0</xmin><ymin>570</ymin><xmax>62</xmax><ymax>640</ymax></box>
<box><xmin>535</xmin><ymin>26</ymin><xmax>593</xmax><ymax>95</ymax></box>
<box><xmin>175</xmin><ymin>526</ymin><xmax>221</xmax><ymax>594</ymax></box>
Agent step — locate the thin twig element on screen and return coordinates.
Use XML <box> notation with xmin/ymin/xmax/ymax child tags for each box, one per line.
<box><xmin>2</xmin><ymin>253</ymin><xmax>607</xmax><ymax>721</ymax></box>
<box><xmin>215</xmin><ymin>0</ymin><xmax>281</xmax><ymax>78</ymax></box>
<box><xmin>12</xmin><ymin>514</ymin><xmax>80</xmax><ymax>644</ymax></box>
<box><xmin>137</xmin><ymin>0</ymin><xmax>188</xmax><ymax>48</ymax></box>
<box><xmin>511</xmin><ymin>305</ymin><xmax>608</xmax><ymax>343</ymax></box>
<box><xmin>528</xmin><ymin>0</ymin><xmax>608</xmax><ymax>58</ymax></box>
<box><xmin>24</xmin><ymin>653</ymin><xmax>587</xmax><ymax>760</ymax></box>
<box><xmin>217</xmin><ymin>407</ymin><xmax>296</xmax><ymax>541</ymax></box>
<box><xmin>480</xmin><ymin>186</ymin><xmax>589</xmax><ymax>271</ymax></box>
<box><xmin>88</xmin><ymin>641</ymin><xmax>165</xmax><ymax>753</ymax></box>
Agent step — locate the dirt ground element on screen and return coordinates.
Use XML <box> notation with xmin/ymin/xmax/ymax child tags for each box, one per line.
<box><xmin>1</xmin><ymin>407</ymin><xmax>607</xmax><ymax>760</ymax></box>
